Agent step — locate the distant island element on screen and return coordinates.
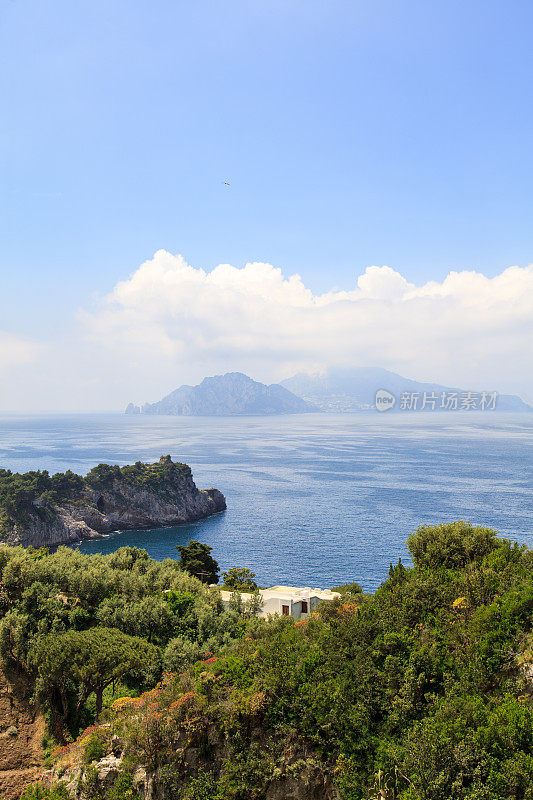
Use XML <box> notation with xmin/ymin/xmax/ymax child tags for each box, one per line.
<box><xmin>126</xmin><ymin>372</ymin><xmax>316</xmax><ymax>416</ymax></box>
<box><xmin>281</xmin><ymin>367</ymin><xmax>532</xmax><ymax>412</ymax></box>
<box><xmin>0</xmin><ymin>455</ymin><xmax>226</xmax><ymax>548</ymax></box>
<box><xmin>126</xmin><ymin>368</ymin><xmax>531</xmax><ymax>416</ymax></box>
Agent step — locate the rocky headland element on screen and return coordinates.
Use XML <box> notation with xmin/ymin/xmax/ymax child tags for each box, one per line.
<box><xmin>0</xmin><ymin>456</ymin><xmax>226</xmax><ymax>548</ymax></box>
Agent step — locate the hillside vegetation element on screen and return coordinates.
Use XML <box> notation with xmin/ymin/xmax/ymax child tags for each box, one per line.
<box><xmin>4</xmin><ymin>522</ymin><xmax>533</xmax><ymax>800</ymax></box>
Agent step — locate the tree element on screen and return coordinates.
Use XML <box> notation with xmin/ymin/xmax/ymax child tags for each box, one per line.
<box><xmin>0</xmin><ymin>610</ymin><xmax>31</xmax><ymax>666</ymax></box>
<box><xmin>243</xmin><ymin>592</ymin><xmax>263</xmax><ymax>617</ymax></box>
<box><xmin>32</xmin><ymin>627</ymin><xmax>161</xmax><ymax>720</ymax></box>
<box><xmin>176</xmin><ymin>541</ymin><xmax>219</xmax><ymax>584</ymax></box>
<box><xmin>387</xmin><ymin>558</ymin><xmax>407</xmax><ymax>585</ymax></box>
<box><xmin>222</xmin><ymin>567</ymin><xmax>258</xmax><ymax>591</ymax></box>
<box><xmin>85</xmin><ymin>463</ymin><xmax>121</xmax><ymax>489</ymax></box>
<box><xmin>331</xmin><ymin>581</ymin><xmax>363</xmax><ymax>596</ymax></box>
<box><xmin>164</xmin><ymin>589</ymin><xmax>196</xmax><ymax>617</ymax></box>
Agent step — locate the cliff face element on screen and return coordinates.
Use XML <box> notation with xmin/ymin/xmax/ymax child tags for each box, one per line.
<box><xmin>2</xmin><ymin>456</ymin><xmax>226</xmax><ymax>548</ymax></box>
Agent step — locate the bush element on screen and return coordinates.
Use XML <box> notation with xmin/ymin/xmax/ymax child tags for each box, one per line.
<box><xmin>407</xmin><ymin>520</ymin><xmax>499</xmax><ymax>569</ymax></box>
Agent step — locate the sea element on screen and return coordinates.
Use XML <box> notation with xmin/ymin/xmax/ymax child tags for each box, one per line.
<box><xmin>0</xmin><ymin>412</ymin><xmax>531</xmax><ymax>591</ymax></box>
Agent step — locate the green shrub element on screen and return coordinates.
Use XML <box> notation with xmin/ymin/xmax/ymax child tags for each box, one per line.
<box><xmin>407</xmin><ymin>520</ymin><xmax>499</xmax><ymax>569</ymax></box>
<box><xmin>83</xmin><ymin>732</ymin><xmax>106</xmax><ymax>764</ymax></box>
<box><xmin>20</xmin><ymin>783</ymin><xmax>69</xmax><ymax>800</ymax></box>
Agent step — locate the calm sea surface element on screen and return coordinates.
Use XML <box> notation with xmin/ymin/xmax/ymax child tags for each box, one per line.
<box><xmin>0</xmin><ymin>412</ymin><xmax>531</xmax><ymax>591</ymax></box>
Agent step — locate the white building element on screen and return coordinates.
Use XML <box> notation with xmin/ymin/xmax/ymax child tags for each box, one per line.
<box><xmin>217</xmin><ymin>584</ymin><xmax>340</xmax><ymax>620</ymax></box>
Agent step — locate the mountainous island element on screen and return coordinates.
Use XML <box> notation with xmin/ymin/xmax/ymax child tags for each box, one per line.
<box><xmin>281</xmin><ymin>366</ymin><xmax>532</xmax><ymax>412</ymax></box>
<box><xmin>126</xmin><ymin>372</ymin><xmax>316</xmax><ymax>415</ymax></box>
<box><xmin>127</xmin><ymin>368</ymin><xmax>531</xmax><ymax>416</ymax></box>
<box><xmin>0</xmin><ymin>455</ymin><xmax>225</xmax><ymax>549</ymax></box>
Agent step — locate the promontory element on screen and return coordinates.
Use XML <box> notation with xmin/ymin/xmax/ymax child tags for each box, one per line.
<box><xmin>0</xmin><ymin>455</ymin><xmax>226</xmax><ymax>548</ymax></box>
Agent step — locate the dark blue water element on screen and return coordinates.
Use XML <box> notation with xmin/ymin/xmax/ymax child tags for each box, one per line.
<box><xmin>0</xmin><ymin>412</ymin><xmax>531</xmax><ymax>590</ymax></box>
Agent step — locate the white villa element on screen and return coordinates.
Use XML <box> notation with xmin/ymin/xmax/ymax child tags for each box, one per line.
<box><xmin>217</xmin><ymin>584</ymin><xmax>340</xmax><ymax>620</ymax></box>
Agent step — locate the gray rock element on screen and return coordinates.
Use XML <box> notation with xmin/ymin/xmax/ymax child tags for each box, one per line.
<box><xmin>96</xmin><ymin>754</ymin><xmax>122</xmax><ymax>787</ymax></box>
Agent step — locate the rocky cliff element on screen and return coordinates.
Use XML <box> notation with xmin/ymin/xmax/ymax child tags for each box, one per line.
<box><xmin>0</xmin><ymin>456</ymin><xmax>226</xmax><ymax>548</ymax></box>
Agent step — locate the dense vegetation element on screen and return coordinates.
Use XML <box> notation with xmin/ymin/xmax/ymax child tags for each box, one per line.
<box><xmin>85</xmin><ymin>456</ymin><xmax>191</xmax><ymax>493</ymax></box>
<box><xmin>0</xmin><ymin>468</ymin><xmax>84</xmax><ymax>534</ymax></box>
<box><xmin>0</xmin><ymin>544</ymin><xmax>250</xmax><ymax>743</ymax></box>
<box><xmin>10</xmin><ymin>521</ymin><xmax>533</xmax><ymax>800</ymax></box>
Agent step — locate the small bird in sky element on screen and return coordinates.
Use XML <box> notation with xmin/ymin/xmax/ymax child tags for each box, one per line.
<box><xmin>223</xmin><ymin>181</ymin><xmax>230</xmax><ymax>186</ymax></box>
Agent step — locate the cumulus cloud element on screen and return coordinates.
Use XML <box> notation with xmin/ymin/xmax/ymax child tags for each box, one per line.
<box><xmin>79</xmin><ymin>250</ymin><xmax>533</xmax><ymax>402</ymax></box>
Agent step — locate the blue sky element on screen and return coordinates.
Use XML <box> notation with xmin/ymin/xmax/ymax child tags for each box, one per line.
<box><xmin>1</xmin><ymin>0</ymin><xmax>533</xmax><ymax>409</ymax></box>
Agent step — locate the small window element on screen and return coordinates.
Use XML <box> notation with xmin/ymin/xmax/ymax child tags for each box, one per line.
<box><xmin>282</xmin><ymin>605</ymin><xmax>290</xmax><ymax>616</ymax></box>
<box><xmin>301</xmin><ymin>601</ymin><xmax>308</xmax><ymax>613</ymax></box>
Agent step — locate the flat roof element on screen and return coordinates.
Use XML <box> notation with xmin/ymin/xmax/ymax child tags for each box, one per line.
<box><xmin>218</xmin><ymin>585</ymin><xmax>340</xmax><ymax>601</ymax></box>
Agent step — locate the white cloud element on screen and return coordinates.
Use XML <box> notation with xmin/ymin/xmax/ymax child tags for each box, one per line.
<box><xmin>2</xmin><ymin>254</ymin><xmax>532</xmax><ymax>411</ymax></box>
<box><xmin>357</xmin><ymin>265</ymin><xmax>416</xmax><ymax>300</ymax></box>
<box><xmin>78</xmin><ymin>250</ymin><xmax>533</xmax><ymax>404</ymax></box>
